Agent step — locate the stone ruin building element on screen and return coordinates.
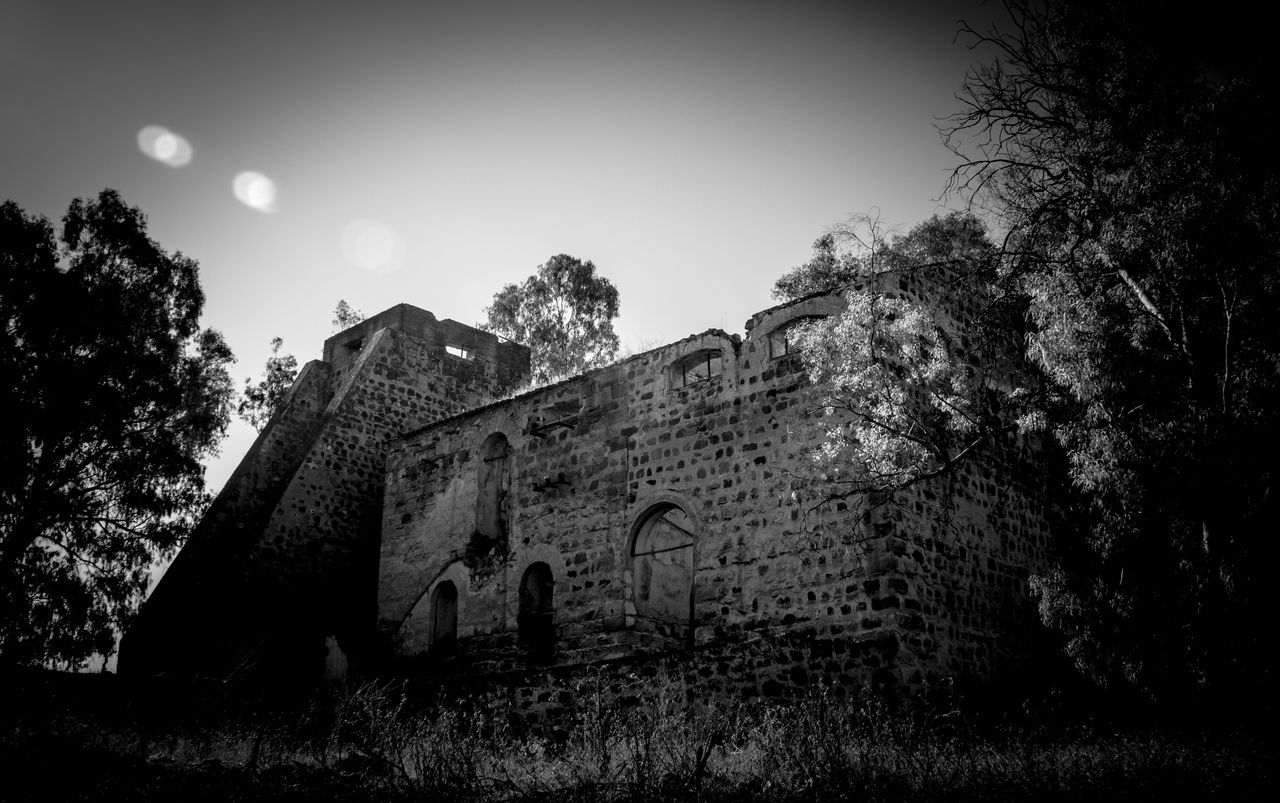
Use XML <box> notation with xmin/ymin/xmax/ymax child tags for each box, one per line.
<box><xmin>122</xmin><ymin>274</ymin><xmax>1056</xmax><ymax>716</ymax></box>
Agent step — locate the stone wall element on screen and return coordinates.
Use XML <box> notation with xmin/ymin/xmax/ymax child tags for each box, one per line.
<box><xmin>121</xmin><ymin>359</ymin><xmax>336</xmax><ymax>677</ymax></box>
<box><xmin>122</xmin><ymin>306</ymin><xmax>529</xmax><ymax>681</ymax></box>
<box><xmin>127</xmin><ymin>279</ymin><xmax>1055</xmax><ymax>702</ymax></box>
<box><xmin>377</xmin><ymin>284</ymin><xmax>1056</xmax><ymax>708</ymax></box>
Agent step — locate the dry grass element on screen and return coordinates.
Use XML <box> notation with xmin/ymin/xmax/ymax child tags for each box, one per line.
<box><xmin>1</xmin><ymin>669</ymin><xmax>1272</xmax><ymax>801</ymax></box>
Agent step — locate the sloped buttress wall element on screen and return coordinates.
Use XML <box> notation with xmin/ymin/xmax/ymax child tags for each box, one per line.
<box><xmin>122</xmin><ymin>305</ymin><xmax>528</xmax><ymax>681</ymax></box>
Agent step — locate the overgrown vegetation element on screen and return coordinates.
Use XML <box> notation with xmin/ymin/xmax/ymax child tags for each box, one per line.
<box><xmin>237</xmin><ymin>336</ymin><xmax>299</xmax><ymax>432</ymax></box>
<box><xmin>485</xmin><ymin>254</ymin><xmax>621</xmax><ymax>386</ymax></box>
<box><xmin>3</xmin><ymin>669</ymin><xmax>1271</xmax><ymax>802</ymax></box>
<box><xmin>775</xmin><ymin>0</ymin><xmax>1279</xmax><ymax>712</ymax></box>
<box><xmin>0</xmin><ymin>190</ymin><xmax>235</xmax><ymax>667</ymax></box>
<box><xmin>942</xmin><ymin>0</ymin><xmax>1279</xmax><ymax>707</ymax></box>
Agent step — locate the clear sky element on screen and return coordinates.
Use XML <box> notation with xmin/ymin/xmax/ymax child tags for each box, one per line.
<box><xmin>2</xmin><ymin>0</ymin><xmax>1000</xmax><ymax>491</ymax></box>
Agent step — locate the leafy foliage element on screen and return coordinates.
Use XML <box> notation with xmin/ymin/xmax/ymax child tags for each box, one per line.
<box><xmin>791</xmin><ymin>213</ymin><xmax>1028</xmax><ymax>505</ymax></box>
<box><xmin>0</xmin><ymin>190</ymin><xmax>234</xmax><ymax>666</ymax></box>
<box><xmin>798</xmin><ymin>292</ymin><xmax>977</xmax><ymax>494</ymax></box>
<box><xmin>775</xmin><ymin>211</ymin><xmax>999</xmax><ymax>299</ymax></box>
<box><xmin>237</xmin><ymin>337</ymin><xmax>299</xmax><ymax>432</ymax></box>
<box><xmin>946</xmin><ymin>0</ymin><xmax>1280</xmax><ymax>702</ymax></box>
<box><xmin>773</xmin><ymin>213</ymin><xmax>891</xmax><ymax>302</ymax></box>
<box><xmin>773</xmin><ymin>233</ymin><xmax>862</xmax><ymax>302</ymax></box>
<box><xmin>331</xmin><ymin>299</ymin><xmax>364</xmax><ymax>332</ymax></box>
<box><xmin>485</xmin><ymin>254</ymin><xmax>620</xmax><ymax>384</ymax></box>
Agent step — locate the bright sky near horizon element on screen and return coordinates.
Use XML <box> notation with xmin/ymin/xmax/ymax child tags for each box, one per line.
<box><xmin>1</xmin><ymin>0</ymin><xmax>1001</xmax><ymax>492</ymax></box>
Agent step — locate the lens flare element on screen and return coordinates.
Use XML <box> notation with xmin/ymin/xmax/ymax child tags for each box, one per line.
<box><xmin>232</xmin><ymin>171</ymin><xmax>277</xmax><ymax>213</ymax></box>
<box><xmin>154</xmin><ymin>133</ymin><xmax>178</xmax><ymax>159</ymax></box>
<box><xmin>136</xmin><ymin>125</ymin><xmax>193</xmax><ymax>167</ymax></box>
<box><xmin>340</xmin><ymin>219</ymin><xmax>405</xmax><ymax>274</ymax></box>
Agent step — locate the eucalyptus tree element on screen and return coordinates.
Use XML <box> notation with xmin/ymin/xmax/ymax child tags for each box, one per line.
<box><xmin>486</xmin><ymin>254</ymin><xmax>620</xmax><ymax>385</ymax></box>
<box><xmin>0</xmin><ymin>190</ymin><xmax>234</xmax><ymax>666</ymax></box>
<box><xmin>945</xmin><ymin>0</ymin><xmax>1279</xmax><ymax>703</ymax></box>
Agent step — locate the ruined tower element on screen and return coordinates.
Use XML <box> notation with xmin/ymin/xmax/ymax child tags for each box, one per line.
<box><xmin>120</xmin><ymin>305</ymin><xmax>529</xmax><ymax>681</ymax></box>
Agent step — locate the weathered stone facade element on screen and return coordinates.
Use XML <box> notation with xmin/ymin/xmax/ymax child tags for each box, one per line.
<box><xmin>122</xmin><ymin>305</ymin><xmax>528</xmax><ymax>679</ymax></box>
<box><xmin>124</xmin><ymin>280</ymin><xmax>1055</xmax><ymax>711</ymax></box>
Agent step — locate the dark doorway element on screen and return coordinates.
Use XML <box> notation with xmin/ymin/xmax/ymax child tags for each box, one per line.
<box><xmin>518</xmin><ymin>562</ymin><xmax>554</xmax><ymax>662</ymax></box>
<box><xmin>430</xmin><ymin>581</ymin><xmax>458</xmax><ymax>657</ymax></box>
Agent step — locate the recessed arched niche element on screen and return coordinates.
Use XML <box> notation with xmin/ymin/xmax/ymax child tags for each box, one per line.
<box><xmin>475</xmin><ymin>433</ymin><xmax>511</xmax><ymax>545</ymax></box>
<box><xmin>630</xmin><ymin>503</ymin><xmax>697</xmax><ymax>639</ymax></box>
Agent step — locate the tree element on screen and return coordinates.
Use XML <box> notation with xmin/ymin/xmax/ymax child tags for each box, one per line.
<box><xmin>773</xmin><ymin>232</ymin><xmax>861</xmax><ymax>302</ymax></box>
<box><xmin>773</xmin><ymin>212</ymin><xmax>890</xmax><ymax>302</ymax></box>
<box><xmin>485</xmin><ymin>254</ymin><xmax>620</xmax><ymax>384</ymax></box>
<box><xmin>332</xmin><ymin>299</ymin><xmax>364</xmax><ymax>332</ymax></box>
<box><xmin>945</xmin><ymin>0</ymin><xmax>1280</xmax><ymax>703</ymax></box>
<box><xmin>790</xmin><ymin>213</ymin><xmax>1030</xmax><ymax>507</ymax></box>
<box><xmin>237</xmin><ymin>337</ymin><xmax>299</xmax><ymax>432</ymax></box>
<box><xmin>0</xmin><ymin>190</ymin><xmax>234</xmax><ymax>667</ymax></box>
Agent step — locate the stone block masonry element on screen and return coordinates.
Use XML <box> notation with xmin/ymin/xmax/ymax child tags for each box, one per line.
<box><xmin>379</xmin><ymin>282</ymin><xmax>1055</xmax><ymax>714</ymax></box>
<box><xmin>125</xmin><ymin>278</ymin><xmax>1056</xmax><ymax>710</ymax></box>
<box><xmin>122</xmin><ymin>305</ymin><xmax>528</xmax><ymax>680</ymax></box>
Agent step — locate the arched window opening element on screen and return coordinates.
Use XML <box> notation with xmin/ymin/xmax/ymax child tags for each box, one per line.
<box><xmin>768</xmin><ymin>316</ymin><xmax>825</xmax><ymax>358</ymax></box>
<box><xmin>669</xmin><ymin>349</ymin><xmax>723</xmax><ymax>388</ymax></box>
<box><xmin>518</xmin><ymin>562</ymin><xmax>555</xmax><ymax>661</ymax></box>
<box><xmin>631</xmin><ymin>504</ymin><xmax>696</xmax><ymax>639</ymax></box>
<box><xmin>429</xmin><ymin>581</ymin><xmax>458</xmax><ymax>657</ymax></box>
<box><xmin>475</xmin><ymin>433</ymin><xmax>511</xmax><ymax>544</ymax></box>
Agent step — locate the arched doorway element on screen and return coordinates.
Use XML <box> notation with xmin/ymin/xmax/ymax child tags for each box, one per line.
<box><xmin>429</xmin><ymin>580</ymin><xmax>458</xmax><ymax>656</ymax></box>
<box><xmin>518</xmin><ymin>562</ymin><xmax>555</xmax><ymax>661</ymax></box>
<box><xmin>631</xmin><ymin>504</ymin><xmax>697</xmax><ymax>640</ymax></box>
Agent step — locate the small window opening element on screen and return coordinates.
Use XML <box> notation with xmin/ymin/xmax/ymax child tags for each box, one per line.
<box><xmin>671</xmin><ymin>349</ymin><xmax>723</xmax><ymax>388</ymax></box>
<box><xmin>527</xmin><ymin>397</ymin><xmax>582</xmax><ymax>436</ymax></box>
<box><xmin>345</xmin><ymin>337</ymin><xmax>364</xmax><ymax>353</ymax></box>
<box><xmin>518</xmin><ymin>562</ymin><xmax>555</xmax><ymax>661</ymax></box>
<box><xmin>445</xmin><ymin>344</ymin><xmax>472</xmax><ymax>359</ymax></box>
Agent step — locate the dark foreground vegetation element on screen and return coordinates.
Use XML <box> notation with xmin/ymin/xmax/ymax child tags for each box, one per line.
<box><xmin>3</xmin><ymin>668</ymin><xmax>1271</xmax><ymax>802</ymax></box>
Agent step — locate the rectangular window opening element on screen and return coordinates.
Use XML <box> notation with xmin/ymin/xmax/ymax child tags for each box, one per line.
<box><xmin>445</xmin><ymin>344</ymin><xmax>472</xmax><ymax>360</ymax></box>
